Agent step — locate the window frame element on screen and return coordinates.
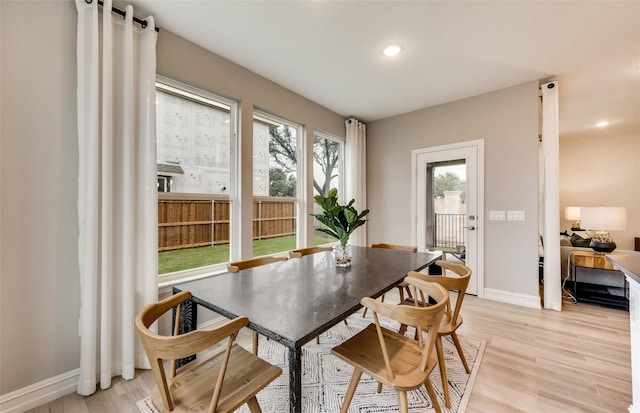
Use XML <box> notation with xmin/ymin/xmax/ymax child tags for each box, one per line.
<box><xmin>252</xmin><ymin>109</ymin><xmax>307</xmax><ymax>251</ymax></box>
<box><xmin>155</xmin><ymin>75</ymin><xmax>240</xmax><ymax>283</ymax></box>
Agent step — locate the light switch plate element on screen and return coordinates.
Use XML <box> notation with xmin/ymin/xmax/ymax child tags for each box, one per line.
<box><xmin>489</xmin><ymin>210</ymin><xmax>505</xmax><ymax>221</ymax></box>
<box><xmin>507</xmin><ymin>210</ymin><xmax>525</xmax><ymax>221</ymax></box>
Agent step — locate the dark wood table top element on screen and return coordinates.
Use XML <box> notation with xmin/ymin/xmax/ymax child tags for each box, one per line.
<box><xmin>174</xmin><ymin>246</ymin><xmax>442</xmax><ymax>348</ymax></box>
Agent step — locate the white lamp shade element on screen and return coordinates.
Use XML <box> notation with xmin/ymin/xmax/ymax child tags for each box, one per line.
<box><xmin>580</xmin><ymin>206</ymin><xmax>627</xmax><ymax>231</ymax></box>
<box><xmin>565</xmin><ymin>207</ymin><xmax>581</xmax><ymax>220</ymax></box>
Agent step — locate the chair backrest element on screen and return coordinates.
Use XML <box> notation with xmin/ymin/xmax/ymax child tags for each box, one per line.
<box><xmin>371</xmin><ymin>243</ymin><xmax>418</xmax><ymax>252</ymax></box>
<box><xmin>135</xmin><ymin>291</ymin><xmax>250</xmax><ymax>412</ymax></box>
<box><xmin>407</xmin><ymin>260</ymin><xmax>471</xmax><ymax>326</ymax></box>
<box><xmin>227</xmin><ymin>255</ymin><xmax>287</xmax><ymax>273</ymax></box>
<box><xmin>288</xmin><ymin>245</ymin><xmax>332</xmax><ymax>258</ymax></box>
<box><xmin>361</xmin><ymin>277</ymin><xmax>448</xmax><ymax>375</ymax></box>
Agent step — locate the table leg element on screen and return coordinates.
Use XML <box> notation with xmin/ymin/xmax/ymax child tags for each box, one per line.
<box><xmin>288</xmin><ymin>346</ymin><xmax>302</xmax><ymax>413</ymax></box>
<box><xmin>571</xmin><ymin>263</ymin><xmax>578</xmax><ymax>303</ymax></box>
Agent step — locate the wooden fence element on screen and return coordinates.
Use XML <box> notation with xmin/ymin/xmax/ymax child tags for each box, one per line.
<box><xmin>158</xmin><ymin>199</ymin><xmax>296</xmax><ymax>251</ymax></box>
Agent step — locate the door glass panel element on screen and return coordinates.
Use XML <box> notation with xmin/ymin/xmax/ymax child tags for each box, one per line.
<box><xmin>428</xmin><ymin>160</ymin><xmax>467</xmax><ymax>262</ymax></box>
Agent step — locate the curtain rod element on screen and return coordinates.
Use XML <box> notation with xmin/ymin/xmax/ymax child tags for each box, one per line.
<box><xmin>86</xmin><ymin>0</ymin><xmax>160</xmax><ymax>33</ymax></box>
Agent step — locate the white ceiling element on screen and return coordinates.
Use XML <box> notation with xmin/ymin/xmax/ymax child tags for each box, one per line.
<box><xmin>129</xmin><ymin>0</ymin><xmax>640</xmax><ymax>140</ymax></box>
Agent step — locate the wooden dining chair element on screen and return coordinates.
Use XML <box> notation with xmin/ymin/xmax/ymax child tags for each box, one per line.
<box><xmin>227</xmin><ymin>255</ymin><xmax>288</xmax><ymax>272</ymax></box>
<box><xmin>135</xmin><ymin>291</ymin><xmax>282</xmax><ymax>413</ymax></box>
<box><xmin>227</xmin><ymin>255</ymin><xmax>288</xmax><ymax>354</ymax></box>
<box><xmin>399</xmin><ymin>261</ymin><xmax>472</xmax><ymax>408</ymax></box>
<box><xmin>361</xmin><ymin>243</ymin><xmax>418</xmax><ymax>317</ymax></box>
<box><xmin>331</xmin><ymin>276</ymin><xmax>449</xmax><ymax>413</ymax></box>
<box><xmin>288</xmin><ymin>245</ymin><xmax>332</xmax><ymax>258</ymax></box>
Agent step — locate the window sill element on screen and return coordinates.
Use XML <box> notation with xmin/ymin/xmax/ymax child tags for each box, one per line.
<box><xmin>158</xmin><ymin>264</ymin><xmax>228</xmax><ymax>294</ymax></box>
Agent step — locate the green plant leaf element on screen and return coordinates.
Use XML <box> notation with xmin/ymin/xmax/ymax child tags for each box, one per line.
<box><xmin>311</xmin><ymin>188</ymin><xmax>369</xmax><ymax>247</ymax></box>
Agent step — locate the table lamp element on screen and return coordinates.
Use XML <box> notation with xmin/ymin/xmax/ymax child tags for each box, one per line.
<box><xmin>580</xmin><ymin>206</ymin><xmax>627</xmax><ymax>253</ymax></box>
<box><xmin>565</xmin><ymin>206</ymin><xmax>581</xmax><ymax>230</ymax></box>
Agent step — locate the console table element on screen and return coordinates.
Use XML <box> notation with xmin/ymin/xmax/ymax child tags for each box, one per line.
<box><xmin>607</xmin><ymin>251</ymin><xmax>640</xmax><ymax>413</ymax></box>
<box><xmin>569</xmin><ymin>250</ymin><xmax>628</xmax><ymax>310</ymax></box>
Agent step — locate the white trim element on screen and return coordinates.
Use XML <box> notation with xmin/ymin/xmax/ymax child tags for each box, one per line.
<box><xmin>0</xmin><ymin>369</ymin><xmax>79</xmax><ymax>413</ymax></box>
<box><xmin>483</xmin><ymin>288</ymin><xmax>542</xmax><ymax>309</ymax></box>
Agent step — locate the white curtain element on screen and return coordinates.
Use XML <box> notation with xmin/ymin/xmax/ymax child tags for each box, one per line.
<box><xmin>345</xmin><ymin>118</ymin><xmax>367</xmax><ymax>246</ymax></box>
<box><xmin>75</xmin><ymin>0</ymin><xmax>158</xmax><ymax>395</ymax></box>
<box><xmin>541</xmin><ymin>81</ymin><xmax>562</xmax><ymax>311</ymax></box>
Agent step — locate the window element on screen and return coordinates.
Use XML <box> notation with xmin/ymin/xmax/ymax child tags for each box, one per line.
<box><xmin>312</xmin><ymin>131</ymin><xmax>344</xmax><ymax>246</ymax></box>
<box><xmin>155</xmin><ymin>77</ymin><xmax>237</xmax><ymax>275</ymax></box>
<box><xmin>253</xmin><ymin>111</ymin><xmax>303</xmax><ymax>256</ymax></box>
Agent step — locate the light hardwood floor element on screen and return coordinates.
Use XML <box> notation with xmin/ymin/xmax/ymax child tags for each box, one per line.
<box><xmin>27</xmin><ymin>293</ymin><xmax>631</xmax><ymax>413</ymax></box>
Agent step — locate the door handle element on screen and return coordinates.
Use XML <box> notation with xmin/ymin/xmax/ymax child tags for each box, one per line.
<box><xmin>464</xmin><ymin>226</ymin><xmax>476</xmax><ymax>231</ymax></box>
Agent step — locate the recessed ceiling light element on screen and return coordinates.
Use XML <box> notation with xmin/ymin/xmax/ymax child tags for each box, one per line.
<box><xmin>596</xmin><ymin>121</ymin><xmax>609</xmax><ymax>127</ymax></box>
<box><xmin>382</xmin><ymin>44</ymin><xmax>402</xmax><ymax>57</ymax></box>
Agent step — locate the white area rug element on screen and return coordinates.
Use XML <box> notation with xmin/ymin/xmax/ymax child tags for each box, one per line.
<box><xmin>137</xmin><ymin>310</ymin><xmax>485</xmax><ymax>413</ymax></box>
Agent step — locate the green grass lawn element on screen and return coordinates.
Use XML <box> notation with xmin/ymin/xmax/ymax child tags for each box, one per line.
<box><xmin>158</xmin><ymin>235</ymin><xmax>334</xmax><ymax>274</ymax></box>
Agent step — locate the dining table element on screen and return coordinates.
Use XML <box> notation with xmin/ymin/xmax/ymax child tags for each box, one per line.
<box><xmin>173</xmin><ymin>245</ymin><xmax>442</xmax><ymax>413</ymax></box>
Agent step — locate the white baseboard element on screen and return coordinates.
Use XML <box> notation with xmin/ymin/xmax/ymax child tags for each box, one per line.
<box><xmin>483</xmin><ymin>288</ymin><xmax>542</xmax><ymax>309</ymax></box>
<box><xmin>0</xmin><ymin>369</ymin><xmax>79</xmax><ymax>413</ymax></box>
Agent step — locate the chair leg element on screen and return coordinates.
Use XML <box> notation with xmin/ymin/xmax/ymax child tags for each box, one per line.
<box><xmin>399</xmin><ymin>286</ymin><xmax>406</xmax><ymax>302</ymax></box>
<box><xmin>247</xmin><ymin>396</ymin><xmax>262</xmax><ymax>413</ymax></box>
<box><xmin>377</xmin><ymin>381</ymin><xmax>382</xmax><ymax>393</ymax></box>
<box><xmin>253</xmin><ymin>331</ymin><xmax>259</xmax><ymax>355</ymax></box>
<box><xmin>404</xmin><ymin>285</ymin><xmax>413</xmax><ymax>300</ymax></box>
<box><xmin>398</xmin><ymin>323</ymin><xmax>408</xmax><ymax>336</ymax></box>
<box><xmin>316</xmin><ymin>336</ymin><xmax>320</xmax><ymax>344</ymax></box>
<box><xmin>340</xmin><ymin>369</ymin><xmax>362</xmax><ymax>413</ymax></box>
<box><xmin>397</xmin><ymin>390</ymin><xmax>409</xmax><ymax>413</ymax></box>
<box><xmin>424</xmin><ymin>378</ymin><xmax>442</xmax><ymax>413</ymax></box>
<box><xmin>451</xmin><ymin>331</ymin><xmax>471</xmax><ymax>374</ymax></box>
<box><xmin>435</xmin><ymin>336</ymin><xmax>450</xmax><ymax>408</ymax></box>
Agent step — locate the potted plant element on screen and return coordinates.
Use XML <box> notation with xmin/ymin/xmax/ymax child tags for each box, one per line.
<box><xmin>311</xmin><ymin>188</ymin><xmax>369</xmax><ymax>267</ymax></box>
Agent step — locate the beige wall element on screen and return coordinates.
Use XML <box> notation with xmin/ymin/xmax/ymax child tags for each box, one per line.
<box><xmin>1</xmin><ymin>0</ymin><xmax>80</xmax><ymax>395</ymax></box>
<box><xmin>367</xmin><ymin>81</ymin><xmax>541</xmax><ymax>295</ymax></box>
<box><xmin>0</xmin><ymin>1</ymin><xmax>345</xmax><ymax>395</ymax></box>
<box><xmin>560</xmin><ymin>132</ymin><xmax>640</xmax><ymax>251</ymax></box>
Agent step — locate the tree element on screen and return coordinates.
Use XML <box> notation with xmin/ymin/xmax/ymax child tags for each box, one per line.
<box><xmin>268</xmin><ymin>125</ymin><xmax>297</xmax><ymax>196</ymax></box>
<box><xmin>268</xmin><ymin>125</ymin><xmax>297</xmax><ymax>174</ymax></box>
<box><xmin>313</xmin><ymin>137</ymin><xmax>339</xmax><ymax>197</ymax></box>
<box><xmin>269</xmin><ymin>167</ymin><xmax>296</xmax><ymax>197</ymax></box>
<box><xmin>433</xmin><ymin>172</ymin><xmax>466</xmax><ymax>201</ymax></box>
<box><xmin>267</xmin><ymin>125</ymin><xmax>339</xmax><ymax>198</ymax></box>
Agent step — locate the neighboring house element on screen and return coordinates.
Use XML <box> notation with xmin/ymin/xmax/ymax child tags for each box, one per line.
<box><xmin>1</xmin><ymin>0</ymin><xmax>636</xmax><ymax>410</ymax></box>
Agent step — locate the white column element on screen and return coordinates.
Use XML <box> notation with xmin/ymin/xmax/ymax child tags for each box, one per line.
<box><xmin>541</xmin><ymin>81</ymin><xmax>562</xmax><ymax>311</ymax></box>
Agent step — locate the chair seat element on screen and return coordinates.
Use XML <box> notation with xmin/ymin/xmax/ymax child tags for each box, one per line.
<box><xmin>150</xmin><ymin>344</ymin><xmax>282</xmax><ymax>413</ymax></box>
<box><xmin>331</xmin><ymin>323</ymin><xmax>438</xmax><ymax>391</ymax></box>
<box><xmin>437</xmin><ymin>313</ymin><xmax>463</xmax><ymax>336</ymax></box>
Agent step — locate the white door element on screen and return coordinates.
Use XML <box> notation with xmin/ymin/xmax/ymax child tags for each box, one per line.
<box><xmin>412</xmin><ymin>140</ymin><xmax>484</xmax><ymax>296</ymax></box>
